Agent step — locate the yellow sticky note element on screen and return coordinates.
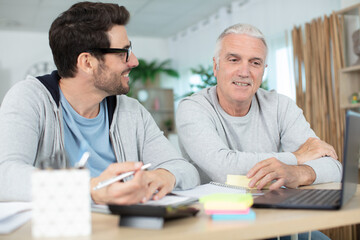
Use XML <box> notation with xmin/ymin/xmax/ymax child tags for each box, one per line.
<box><xmin>203</xmin><ymin>201</ymin><xmax>251</xmax><ymax>211</ymax></box>
<box><xmin>199</xmin><ymin>193</ymin><xmax>253</xmax><ymax>204</ymax></box>
<box><xmin>199</xmin><ymin>193</ymin><xmax>253</xmax><ymax>210</ymax></box>
<box><xmin>226</xmin><ymin>175</ymin><xmax>271</xmax><ymax>190</ymax></box>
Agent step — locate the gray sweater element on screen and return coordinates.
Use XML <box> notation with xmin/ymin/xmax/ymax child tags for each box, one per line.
<box><xmin>176</xmin><ymin>86</ymin><xmax>342</xmax><ymax>184</ymax></box>
<box><xmin>0</xmin><ymin>73</ymin><xmax>200</xmax><ymax>201</ymax></box>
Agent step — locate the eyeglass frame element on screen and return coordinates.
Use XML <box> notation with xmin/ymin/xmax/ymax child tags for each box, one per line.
<box><xmin>85</xmin><ymin>41</ymin><xmax>132</xmax><ymax>62</ymax></box>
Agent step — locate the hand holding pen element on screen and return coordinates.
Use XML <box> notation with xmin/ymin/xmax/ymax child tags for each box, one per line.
<box><xmin>90</xmin><ymin>162</ymin><xmax>151</xmax><ymax>205</ymax></box>
<box><xmin>93</xmin><ymin>163</ymin><xmax>151</xmax><ymax>190</ymax></box>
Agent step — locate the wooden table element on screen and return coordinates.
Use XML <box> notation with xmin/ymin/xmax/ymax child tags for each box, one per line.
<box><xmin>1</xmin><ymin>183</ymin><xmax>359</xmax><ymax>240</ymax></box>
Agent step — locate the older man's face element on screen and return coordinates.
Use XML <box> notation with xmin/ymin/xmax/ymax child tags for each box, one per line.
<box><xmin>213</xmin><ymin>34</ymin><xmax>266</xmax><ymax>116</ymax></box>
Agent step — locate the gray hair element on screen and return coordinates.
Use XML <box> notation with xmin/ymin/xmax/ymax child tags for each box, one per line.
<box><xmin>214</xmin><ymin>23</ymin><xmax>267</xmax><ymax>66</ymax></box>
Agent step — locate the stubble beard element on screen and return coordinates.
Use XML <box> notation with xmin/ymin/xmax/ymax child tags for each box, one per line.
<box><xmin>94</xmin><ymin>61</ymin><xmax>130</xmax><ymax>96</ymax></box>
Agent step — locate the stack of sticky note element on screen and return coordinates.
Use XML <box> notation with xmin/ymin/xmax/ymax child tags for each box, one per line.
<box><xmin>199</xmin><ymin>193</ymin><xmax>255</xmax><ymax>221</ymax></box>
<box><xmin>227</xmin><ymin>175</ymin><xmax>271</xmax><ymax>190</ymax></box>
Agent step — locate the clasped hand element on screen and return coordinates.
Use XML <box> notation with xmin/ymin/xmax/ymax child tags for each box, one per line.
<box><xmin>246</xmin><ymin>158</ymin><xmax>316</xmax><ymax>190</ymax></box>
<box><xmin>293</xmin><ymin>137</ymin><xmax>338</xmax><ymax>164</ymax></box>
<box><xmin>246</xmin><ymin>137</ymin><xmax>337</xmax><ymax>190</ymax></box>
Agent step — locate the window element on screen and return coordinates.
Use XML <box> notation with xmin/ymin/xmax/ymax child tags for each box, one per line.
<box><xmin>275</xmin><ymin>47</ymin><xmax>295</xmax><ymax>101</ymax></box>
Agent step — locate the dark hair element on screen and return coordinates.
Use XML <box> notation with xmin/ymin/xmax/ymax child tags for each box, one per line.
<box><xmin>49</xmin><ymin>1</ymin><xmax>130</xmax><ymax>78</ymax></box>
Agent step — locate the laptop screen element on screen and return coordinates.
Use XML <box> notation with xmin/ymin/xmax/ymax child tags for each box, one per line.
<box><xmin>253</xmin><ymin>110</ymin><xmax>359</xmax><ymax>210</ymax></box>
<box><xmin>341</xmin><ymin>110</ymin><xmax>360</xmax><ymax>206</ymax></box>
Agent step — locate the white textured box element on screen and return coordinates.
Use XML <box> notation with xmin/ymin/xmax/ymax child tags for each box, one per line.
<box><xmin>31</xmin><ymin>169</ymin><xmax>91</xmax><ymax>237</ymax></box>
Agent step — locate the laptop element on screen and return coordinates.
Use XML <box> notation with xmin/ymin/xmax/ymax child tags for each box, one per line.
<box><xmin>253</xmin><ymin>110</ymin><xmax>359</xmax><ymax>210</ymax></box>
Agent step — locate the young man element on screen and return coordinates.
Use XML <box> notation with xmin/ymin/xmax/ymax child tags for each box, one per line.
<box><xmin>176</xmin><ymin>23</ymin><xmax>341</xmax><ymax>190</ymax></box>
<box><xmin>0</xmin><ymin>2</ymin><xmax>199</xmax><ymax>204</ymax></box>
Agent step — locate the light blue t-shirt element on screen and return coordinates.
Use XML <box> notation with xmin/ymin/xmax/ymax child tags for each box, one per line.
<box><xmin>59</xmin><ymin>89</ymin><xmax>116</xmax><ymax>177</ymax></box>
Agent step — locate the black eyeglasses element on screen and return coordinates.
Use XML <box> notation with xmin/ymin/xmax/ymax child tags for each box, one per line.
<box><xmin>86</xmin><ymin>41</ymin><xmax>132</xmax><ymax>62</ymax></box>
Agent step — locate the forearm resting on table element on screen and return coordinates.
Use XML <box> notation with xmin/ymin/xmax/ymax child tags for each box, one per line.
<box><xmin>296</xmin><ymin>165</ymin><xmax>316</xmax><ymax>186</ymax></box>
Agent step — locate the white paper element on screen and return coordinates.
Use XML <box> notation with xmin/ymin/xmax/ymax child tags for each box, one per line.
<box><xmin>0</xmin><ymin>202</ymin><xmax>32</xmax><ymax>234</ymax></box>
<box><xmin>172</xmin><ymin>183</ymin><xmax>247</xmax><ymax>199</ymax></box>
<box><xmin>142</xmin><ymin>195</ymin><xmax>195</xmax><ymax>206</ymax></box>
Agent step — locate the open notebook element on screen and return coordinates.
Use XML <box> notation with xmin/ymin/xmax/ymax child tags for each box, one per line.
<box><xmin>173</xmin><ymin>181</ymin><xmax>263</xmax><ymax>199</ymax></box>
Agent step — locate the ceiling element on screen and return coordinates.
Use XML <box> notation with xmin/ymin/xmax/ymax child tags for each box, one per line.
<box><xmin>0</xmin><ymin>0</ymin><xmax>237</xmax><ymax>38</ymax></box>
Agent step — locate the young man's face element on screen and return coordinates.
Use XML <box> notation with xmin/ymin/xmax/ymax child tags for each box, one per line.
<box><xmin>93</xmin><ymin>25</ymin><xmax>139</xmax><ymax>96</ymax></box>
<box><xmin>213</xmin><ymin>34</ymin><xmax>267</xmax><ymax>116</ymax></box>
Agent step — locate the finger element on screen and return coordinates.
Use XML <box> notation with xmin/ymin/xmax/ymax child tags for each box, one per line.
<box><xmin>256</xmin><ymin>171</ymin><xmax>277</xmax><ymax>190</ymax></box>
<box><xmin>131</xmin><ymin>171</ymin><xmax>147</xmax><ymax>203</ymax></box>
<box><xmin>247</xmin><ymin>158</ymin><xmax>273</xmax><ymax>178</ymax></box>
<box><xmin>327</xmin><ymin>150</ymin><xmax>338</xmax><ymax>160</ymax></box>
<box><xmin>333</xmin><ymin>150</ymin><xmax>338</xmax><ymax>160</ymax></box>
<box><xmin>145</xmin><ymin>181</ymin><xmax>160</xmax><ymax>200</ymax></box>
<box><xmin>249</xmin><ymin>158</ymin><xmax>281</xmax><ymax>186</ymax></box>
<box><xmin>109</xmin><ymin>180</ymin><xmax>141</xmax><ymax>198</ymax></box>
<box><xmin>333</xmin><ymin>146</ymin><xmax>338</xmax><ymax>159</ymax></box>
<box><xmin>249</xmin><ymin>166</ymin><xmax>272</xmax><ymax>188</ymax></box>
<box><xmin>329</xmin><ymin>147</ymin><xmax>338</xmax><ymax>159</ymax></box>
<box><xmin>152</xmin><ymin>186</ymin><xmax>169</xmax><ymax>200</ymax></box>
<box><xmin>107</xmin><ymin>162</ymin><xmax>143</xmax><ymax>175</ymax></box>
<box><xmin>317</xmin><ymin>141</ymin><xmax>338</xmax><ymax>159</ymax></box>
<box><xmin>319</xmin><ymin>146</ymin><xmax>337</xmax><ymax>159</ymax></box>
<box><xmin>269</xmin><ymin>178</ymin><xmax>285</xmax><ymax>190</ymax></box>
<box><xmin>109</xmin><ymin>170</ymin><xmax>145</xmax><ymax>197</ymax></box>
<box><xmin>320</xmin><ymin>142</ymin><xmax>335</xmax><ymax>156</ymax></box>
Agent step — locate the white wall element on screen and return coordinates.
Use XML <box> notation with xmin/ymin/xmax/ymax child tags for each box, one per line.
<box><xmin>0</xmin><ymin>31</ymin><xmax>51</xmax><ymax>103</ymax></box>
<box><xmin>168</xmin><ymin>0</ymin><xmax>342</xmax><ymax>100</ymax></box>
<box><xmin>231</xmin><ymin>0</ymin><xmax>341</xmax><ymax>38</ymax></box>
<box><xmin>2</xmin><ymin>0</ymin><xmax>358</xmax><ymax>104</ymax></box>
<box><xmin>131</xmin><ymin>36</ymin><xmax>175</xmax><ymax>89</ymax></box>
<box><xmin>131</xmin><ymin>36</ymin><xmax>169</xmax><ymax>61</ymax></box>
<box><xmin>0</xmin><ymin>31</ymin><xmax>168</xmax><ymax>103</ymax></box>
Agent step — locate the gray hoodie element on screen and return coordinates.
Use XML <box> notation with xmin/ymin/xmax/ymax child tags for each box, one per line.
<box><xmin>0</xmin><ymin>71</ymin><xmax>200</xmax><ymax>201</ymax></box>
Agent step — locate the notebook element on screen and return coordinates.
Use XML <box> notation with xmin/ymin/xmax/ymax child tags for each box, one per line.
<box><xmin>253</xmin><ymin>110</ymin><xmax>359</xmax><ymax>210</ymax></box>
<box><xmin>172</xmin><ymin>182</ymin><xmax>248</xmax><ymax>199</ymax></box>
<box><xmin>0</xmin><ymin>202</ymin><xmax>32</xmax><ymax>234</ymax></box>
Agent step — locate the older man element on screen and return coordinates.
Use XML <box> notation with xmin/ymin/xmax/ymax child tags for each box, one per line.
<box><xmin>176</xmin><ymin>23</ymin><xmax>341</xmax><ymax>190</ymax></box>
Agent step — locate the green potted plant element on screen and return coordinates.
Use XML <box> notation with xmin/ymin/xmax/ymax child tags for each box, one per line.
<box><xmin>129</xmin><ymin>58</ymin><xmax>179</xmax><ymax>89</ymax></box>
<box><xmin>163</xmin><ymin>118</ymin><xmax>174</xmax><ymax>132</ymax></box>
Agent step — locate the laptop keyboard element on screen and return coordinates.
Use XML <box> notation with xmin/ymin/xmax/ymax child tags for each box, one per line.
<box><xmin>282</xmin><ymin>189</ymin><xmax>341</xmax><ymax>206</ymax></box>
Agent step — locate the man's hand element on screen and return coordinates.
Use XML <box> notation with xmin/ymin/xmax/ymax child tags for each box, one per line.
<box><xmin>293</xmin><ymin>137</ymin><xmax>338</xmax><ymax>164</ymax></box>
<box><xmin>90</xmin><ymin>162</ymin><xmax>147</xmax><ymax>205</ymax></box>
<box><xmin>246</xmin><ymin>158</ymin><xmax>316</xmax><ymax>190</ymax></box>
<box><xmin>143</xmin><ymin>169</ymin><xmax>176</xmax><ymax>201</ymax></box>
